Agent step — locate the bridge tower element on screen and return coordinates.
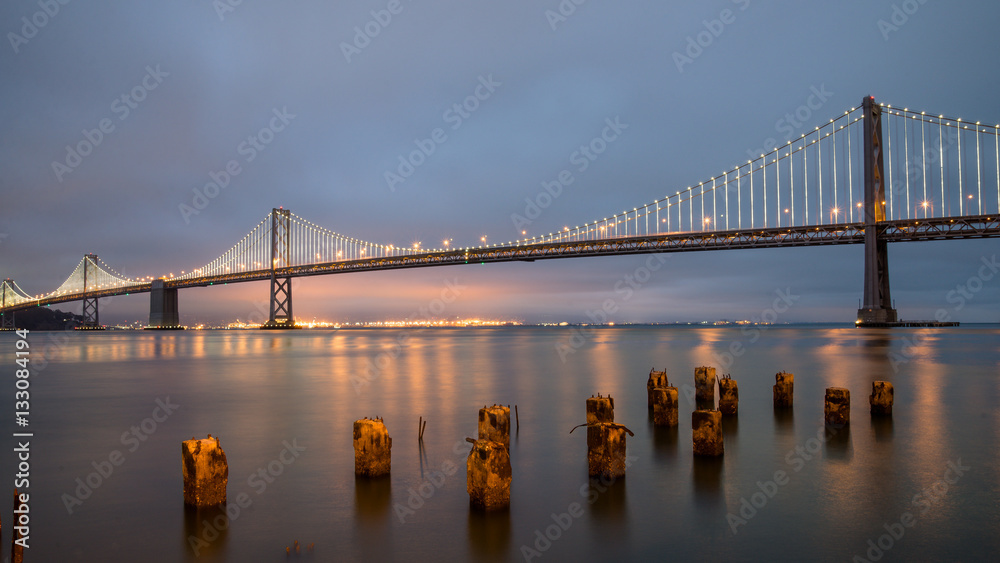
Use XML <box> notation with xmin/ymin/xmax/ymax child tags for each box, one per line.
<box><xmin>857</xmin><ymin>96</ymin><xmax>898</xmax><ymax>325</ymax></box>
<box><xmin>263</xmin><ymin>208</ymin><xmax>298</xmax><ymax>329</ymax></box>
<box><xmin>1</xmin><ymin>278</ymin><xmax>15</xmax><ymax>330</ymax></box>
<box><xmin>79</xmin><ymin>254</ymin><xmax>105</xmax><ymax>329</ymax></box>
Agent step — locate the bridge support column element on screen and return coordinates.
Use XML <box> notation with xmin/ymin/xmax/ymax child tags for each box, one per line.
<box><xmin>858</xmin><ymin>96</ymin><xmax>898</xmax><ymax>325</ymax></box>
<box><xmin>262</xmin><ymin>208</ymin><xmax>299</xmax><ymax>329</ymax></box>
<box><xmin>148</xmin><ymin>279</ymin><xmax>182</xmax><ymax>329</ymax></box>
<box><xmin>78</xmin><ymin>254</ymin><xmax>105</xmax><ymax>330</ymax></box>
<box><xmin>0</xmin><ymin>279</ymin><xmax>13</xmax><ymax>330</ymax></box>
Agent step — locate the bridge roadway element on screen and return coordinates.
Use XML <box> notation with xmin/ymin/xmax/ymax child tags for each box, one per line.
<box><xmin>4</xmin><ymin>213</ymin><xmax>999</xmax><ymax>314</ymax></box>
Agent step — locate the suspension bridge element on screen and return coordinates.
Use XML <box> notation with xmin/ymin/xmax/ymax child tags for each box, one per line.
<box><xmin>3</xmin><ymin>97</ymin><xmax>999</xmax><ymax>329</ymax></box>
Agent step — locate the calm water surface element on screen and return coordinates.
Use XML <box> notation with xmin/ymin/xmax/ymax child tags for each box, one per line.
<box><xmin>1</xmin><ymin>326</ymin><xmax>998</xmax><ymax>562</ymax></box>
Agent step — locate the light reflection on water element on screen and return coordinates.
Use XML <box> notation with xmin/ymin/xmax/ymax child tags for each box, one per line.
<box><xmin>0</xmin><ymin>325</ymin><xmax>998</xmax><ymax>562</ymax></box>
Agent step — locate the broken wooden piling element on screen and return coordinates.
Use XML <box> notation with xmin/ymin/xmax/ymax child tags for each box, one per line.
<box><xmin>354</xmin><ymin>418</ymin><xmax>392</xmax><ymax>477</ymax></box>
<box><xmin>182</xmin><ymin>434</ymin><xmax>228</xmax><ymax>506</ymax></box>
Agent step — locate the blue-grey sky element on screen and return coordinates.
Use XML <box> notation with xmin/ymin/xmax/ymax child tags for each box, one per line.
<box><xmin>2</xmin><ymin>0</ymin><xmax>999</xmax><ymax>324</ymax></box>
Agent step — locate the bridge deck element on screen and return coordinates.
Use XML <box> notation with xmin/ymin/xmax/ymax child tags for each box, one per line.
<box><xmin>3</xmin><ymin>214</ymin><xmax>997</xmax><ymax>313</ymax></box>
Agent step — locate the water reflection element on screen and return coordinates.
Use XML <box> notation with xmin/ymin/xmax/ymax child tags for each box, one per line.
<box><xmin>692</xmin><ymin>456</ymin><xmax>724</xmax><ymax>503</ymax></box>
<box><xmin>182</xmin><ymin>503</ymin><xmax>228</xmax><ymax>561</ymax></box>
<box><xmin>870</xmin><ymin>415</ymin><xmax>894</xmax><ymax>443</ymax></box>
<box><xmin>823</xmin><ymin>424</ymin><xmax>853</xmax><ymax>462</ymax></box>
<box><xmin>466</xmin><ymin>508</ymin><xmax>511</xmax><ymax>561</ymax></box>
<box><xmin>354</xmin><ymin>475</ymin><xmax>392</xmax><ymax>561</ymax></box>
<box><xmin>652</xmin><ymin>425</ymin><xmax>679</xmax><ymax>463</ymax></box>
<box><xmin>772</xmin><ymin>407</ymin><xmax>795</xmax><ymax>437</ymax></box>
<box><xmin>586</xmin><ymin>476</ymin><xmax>629</xmax><ymax>543</ymax></box>
<box><xmin>354</xmin><ymin>474</ymin><xmax>392</xmax><ymax>523</ymax></box>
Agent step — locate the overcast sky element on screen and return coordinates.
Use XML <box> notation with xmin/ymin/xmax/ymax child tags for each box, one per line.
<box><xmin>2</xmin><ymin>0</ymin><xmax>999</xmax><ymax>325</ymax></box>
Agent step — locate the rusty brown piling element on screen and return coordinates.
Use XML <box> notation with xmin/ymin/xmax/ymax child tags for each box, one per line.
<box><xmin>466</xmin><ymin>438</ymin><xmax>511</xmax><ymax>510</ymax></box>
<box><xmin>651</xmin><ymin>387</ymin><xmax>679</xmax><ymax>427</ymax></box>
<box><xmin>478</xmin><ymin>405</ymin><xmax>511</xmax><ymax>450</ymax></box>
<box><xmin>182</xmin><ymin>434</ymin><xmax>229</xmax><ymax>506</ymax></box>
<box><xmin>586</xmin><ymin>423</ymin><xmax>631</xmax><ymax>478</ymax></box>
<box><xmin>692</xmin><ymin>410</ymin><xmax>724</xmax><ymax>456</ymax></box>
<box><xmin>869</xmin><ymin>381</ymin><xmax>893</xmax><ymax>415</ymax></box>
<box><xmin>354</xmin><ymin>418</ymin><xmax>392</xmax><ymax>477</ymax></box>
<box><xmin>824</xmin><ymin>388</ymin><xmax>851</xmax><ymax>427</ymax></box>
<box><xmin>694</xmin><ymin>366</ymin><xmax>717</xmax><ymax>406</ymax></box>
<box><xmin>773</xmin><ymin>371</ymin><xmax>794</xmax><ymax>408</ymax></box>
<box><xmin>647</xmin><ymin>368</ymin><xmax>669</xmax><ymax>408</ymax></box>
<box><xmin>719</xmin><ymin>375</ymin><xmax>739</xmax><ymax>415</ymax></box>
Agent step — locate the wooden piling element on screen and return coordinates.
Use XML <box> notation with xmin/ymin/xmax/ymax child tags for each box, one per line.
<box><xmin>466</xmin><ymin>438</ymin><xmax>511</xmax><ymax>510</ymax></box>
<box><xmin>586</xmin><ymin>394</ymin><xmax>615</xmax><ymax>424</ymax></box>
<box><xmin>354</xmin><ymin>418</ymin><xmax>392</xmax><ymax>477</ymax></box>
<box><xmin>824</xmin><ymin>388</ymin><xmax>850</xmax><ymax>427</ymax></box>
<box><xmin>773</xmin><ymin>371</ymin><xmax>794</xmax><ymax>408</ymax></box>
<box><xmin>869</xmin><ymin>381</ymin><xmax>893</xmax><ymax>415</ymax></box>
<box><xmin>586</xmin><ymin>423</ymin><xmax>631</xmax><ymax>479</ymax></box>
<box><xmin>478</xmin><ymin>405</ymin><xmax>511</xmax><ymax>450</ymax></box>
<box><xmin>182</xmin><ymin>434</ymin><xmax>228</xmax><ymax>506</ymax></box>
<box><xmin>647</xmin><ymin>368</ymin><xmax>669</xmax><ymax>408</ymax></box>
<box><xmin>694</xmin><ymin>366</ymin><xmax>717</xmax><ymax>405</ymax></box>
<box><xmin>692</xmin><ymin>410</ymin><xmax>724</xmax><ymax>456</ymax></box>
<box><xmin>718</xmin><ymin>375</ymin><xmax>739</xmax><ymax>415</ymax></box>
<box><xmin>651</xmin><ymin>387</ymin><xmax>679</xmax><ymax>427</ymax></box>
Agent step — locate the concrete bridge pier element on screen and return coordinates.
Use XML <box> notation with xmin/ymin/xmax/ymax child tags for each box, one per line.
<box><xmin>147</xmin><ymin>279</ymin><xmax>182</xmax><ymax>329</ymax></box>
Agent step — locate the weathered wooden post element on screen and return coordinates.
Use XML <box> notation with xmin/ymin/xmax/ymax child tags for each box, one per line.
<box><xmin>586</xmin><ymin>394</ymin><xmax>614</xmax><ymax>425</ymax></box>
<box><xmin>354</xmin><ymin>417</ymin><xmax>392</xmax><ymax>477</ymax></box>
<box><xmin>718</xmin><ymin>374</ymin><xmax>738</xmax><ymax>415</ymax></box>
<box><xmin>773</xmin><ymin>371</ymin><xmax>794</xmax><ymax>408</ymax></box>
<box><xmin>824</xmin><ymin>388</ymin><xmax>850</xmax><ymax>427</ymax></box>
<box><xmin>478</xmin><ymin>405</ymin><xmax>511</xmax><ymax>450</ymax></box>
<box><xmin>647</xmin><ymin>368</ymin><xmax>669</xmax><ymax>408</ymax></box>
<box><xmin>694</xmin><ymin>366</ymin><xmax>716</xmax><ymax>406</ymax></box>
<box><xmin>586</xmin><ymin>423</ymin><xmax>631</xmax><ymax>478</ymax></box>
<box><xmin>466</xmin><ymin>438</ymin><xmax>511</xmax><ymax>510</ymax></box>
<box><xmin>651</xmin><ymin>387</ymin><xmax>679</xmax><ymax>427</ymax></box>
<box><xmin>692</xmin><ymin>410</ymin><xmax>724</xmax><ymax>456</ymax></box>
<box><xmin>574</xmin><ymin>394</ymin><xmax>633</xmax><ymax>478</ymax></box>
<box><xmin>869</xmin><ymin>381</ymin><xmax>893</xmax><ymax>415</ymax></box>
<box><xmin>182</xmin><ymin>434</ymin><xmax>228</xmax><ymax>506</ymax></box>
